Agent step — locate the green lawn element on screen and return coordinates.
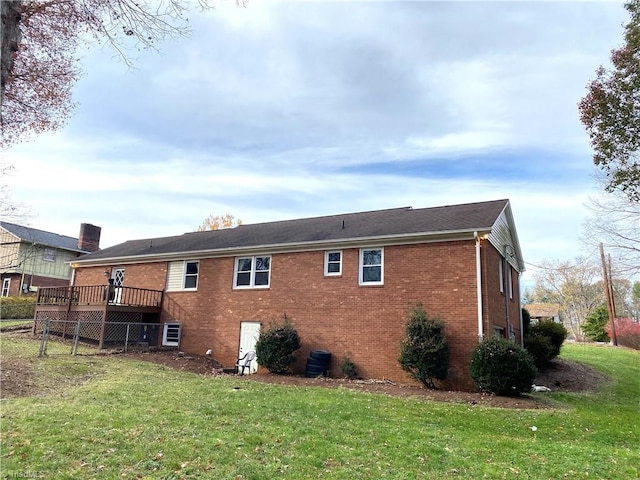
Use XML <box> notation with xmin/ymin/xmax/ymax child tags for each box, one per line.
<box><xmin>0</xmin><ymin>319</ymin><xmax>33</xmax><ymax>330</ymax></box>
<box><xmin>1</xmin><ymin>337</ymin><xmax>638</xmax><ymax>479</ymax></box>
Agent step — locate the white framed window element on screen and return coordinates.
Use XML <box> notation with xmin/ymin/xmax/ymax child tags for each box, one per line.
<box><xmin>234</xmin><ymin>256</ymin><xmax>271</xmax><ymax>289</ymax></box>
<box><xmin>359</xmin><ymin>248</ymin><xmax>383</xmax><ymax>285</ymax></box>
<box><xmin>1</xmin><ymin>278</ymin><xmax>10</xmax><ymax>297</ymax></box>
<box><xmin>162</xmin><ymin>322</ymin><xmax>182</xmax><ymax>347</ymax></box>
<box><xmin>42</xmin><ymin>248</ymin><xmax>56</xmax><ymax>262</ymax></box>
<box><xmin>324</xmin><ymin>250</ymin><xmax>342</xmax><ymax>276</ymax></box>
<box><xmin>166</xmin><ymin>260</ymin><xmax>199</xmax><ymax>291</ymax></box>
<box><xmin>499</xmin><ymin>259</ymin><xmax>504</xmax><ymax>293</ymax></box>
<box><xmin>507</xmin><ymin>266</ymin><xmax>513</xmax><ymax>300</ymax></box>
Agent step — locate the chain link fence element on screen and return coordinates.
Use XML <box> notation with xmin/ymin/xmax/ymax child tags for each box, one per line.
<box><xmin>34</xmin><ymin>318</ymin><xmax>162</xmax><ymax>356</ymax></box>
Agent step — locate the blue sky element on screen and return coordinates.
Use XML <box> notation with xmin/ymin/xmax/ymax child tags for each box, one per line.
<box><xmin>2</xmin><ymin>0</ymin><xmax>629</xmax><ymax>290</ymax></box>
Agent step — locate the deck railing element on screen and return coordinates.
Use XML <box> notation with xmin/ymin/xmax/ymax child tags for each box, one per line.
<box><xmin>36</xmin><ymin>285</ymin><xmax>163</xmax><ymax>308</ymax></box>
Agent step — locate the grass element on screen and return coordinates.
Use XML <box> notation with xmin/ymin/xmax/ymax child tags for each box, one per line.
<box><xmin>1</xmin><ymin>338</ymin><xmax>638</xmax><ymax>480</ymax></box>
<box><xmin>0</xmin><ymin>319</ymin><xmax>33</xmax><ymax>330</ymax></box>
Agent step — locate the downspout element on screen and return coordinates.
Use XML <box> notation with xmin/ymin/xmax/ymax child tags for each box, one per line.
<box><xmin>475</xmin><ymin>232</ymin><xmax>483</xmax><ymax>340</ymax></box>
<box><xmin>518</xmin><ymin>272</ymin><xmax>524</xmax><ymax>346</ymax></box>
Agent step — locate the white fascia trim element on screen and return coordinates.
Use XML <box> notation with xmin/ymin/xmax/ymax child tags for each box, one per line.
<box><xmin>71</xmin><ymin>228</ymin><xmax>490</xmax><ymax>268</ymax></box>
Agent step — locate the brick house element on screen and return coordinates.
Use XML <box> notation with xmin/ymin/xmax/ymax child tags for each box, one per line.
<box><xmin>1</xmin><ymin>222</ymin><xmax>101</xmax><ymax>297</ymax></box>
<box><xmin>45</xmin><ymin>199</ymin><xmax>524</xmax><ymax>389</ymax></box>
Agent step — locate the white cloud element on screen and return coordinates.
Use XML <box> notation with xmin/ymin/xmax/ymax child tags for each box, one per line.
<box><xmin>2</xmin><ymin>0</ymin><xmax>630</xmax><ymax>273</ymax></box>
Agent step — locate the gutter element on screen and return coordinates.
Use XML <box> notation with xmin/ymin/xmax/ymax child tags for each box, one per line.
<box><xmin>475</xmin><ymin>231</ymin><xmax>484</xmax><ymax>340</ymax></box>
<box><xmin>71</xmin><ymin>227</ymin><xmax>493</xmax><ymax>268</ymax></box>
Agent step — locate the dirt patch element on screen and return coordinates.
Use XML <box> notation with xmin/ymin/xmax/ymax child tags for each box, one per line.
<box><xmin>1</xmin><ymin>331</ymin><xmax>609</xmax><ymax>408</ymax></box>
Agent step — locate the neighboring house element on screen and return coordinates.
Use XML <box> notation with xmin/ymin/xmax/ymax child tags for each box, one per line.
<box><xmin>525</xmin><ymin>303</ymin><xmax>562</xmax><ymax>324</ymax></box>
<box><xmin>35</xmin><ymin>199</ymin><xmax>524</xmax><ymax>390</ymax></box>
<box><xmin>0</xmin><ymin>222</ymin><xmax>101</xmax><ymax>297</ymax></box>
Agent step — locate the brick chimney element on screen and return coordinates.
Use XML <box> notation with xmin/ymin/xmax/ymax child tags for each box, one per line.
<box><xmin>78</xmin><ymin>223</ymin><xmax>101</xmax><ymax>252</ymax></box>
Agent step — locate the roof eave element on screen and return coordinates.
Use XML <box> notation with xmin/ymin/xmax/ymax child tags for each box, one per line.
<box><xmin>71</xmin><ymin>228</ymin><xmax>491</xmax><ymax>268</ymax></box>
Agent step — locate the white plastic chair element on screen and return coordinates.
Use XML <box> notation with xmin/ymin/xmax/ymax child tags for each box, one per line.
<box><xmin>235</xmin><ymin>351</ymin><xmax>256</xmax><ymax>375</ymax></box>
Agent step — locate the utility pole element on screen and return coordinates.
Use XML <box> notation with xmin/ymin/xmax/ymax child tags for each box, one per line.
<box><xmin>607</xmin><ymin>253</ymin><xmax>618</xmax><ymax>346</ymax></box>
<box><xmin>599</xmin><ymin>243</ymin><xmax>618</xmax><ymax>346</ymax></box>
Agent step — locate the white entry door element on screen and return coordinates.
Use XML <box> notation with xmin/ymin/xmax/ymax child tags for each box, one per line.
<box><xmin>238</xmin><ymin>322</ymin><xmax>261</xmax><ymax>374</ymax></box>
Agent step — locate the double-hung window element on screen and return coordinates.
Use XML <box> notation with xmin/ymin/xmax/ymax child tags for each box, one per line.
<box><xmin>166</xmin><ymin>260</ymin><xmax>199</xmax><ymax>291</ymax></box>
<box><xmin>324</xmin><ymin>250</ymin><xmax>342</xmax><ymax>276</ymax></box>
<box><xmin>234</xmin><ymin>256</ymin><xmax>271</xmax><ymax>288</ymax></box>
<box><xmin>359</xmin><ymin>248</ymin><xmax>383</xmax><ymax>285</ymax></box>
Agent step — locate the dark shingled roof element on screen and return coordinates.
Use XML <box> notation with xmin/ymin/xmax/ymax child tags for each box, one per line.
<box><xmin>0</xmin><ymin>221</ymin><xmax>84</xmax><ymax>252</ymax></box>
<box><xmin>77</xmin><ymin>199</ymin><xmax>511</xmax><ymax>263</ymax></box>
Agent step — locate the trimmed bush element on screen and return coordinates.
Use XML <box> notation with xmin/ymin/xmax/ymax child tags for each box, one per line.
<box><xmin>525</xmin><ymin>321</ymin><xmax>568</xmax><ymax>367</ymax></box>
<box><xmin>470</xmin><ymin>337</ymin><xmax>537</xmax><ymax>396</ymax></box>
<box><xmin>524</xmin><ymin>332</ymin><xmax>555</xmax><ymax>368</ymax></box>
<box><xmin>0</xmin><ymin>296</ymin><xmax>36</xmax><ymax>319</ymax></box>
<box><xmin>255</xmin><ymin>315</ymin><xmax>300</xmax><ymax>374</ymax></box>
<box><xmin>399</xmin><ymin>303</ymin><xmax>449</xmax><ymax>389</ymax></box>
<box><xmin>533</xmin><ymin>321</ymin><xmax>567</xmax><ymax>356</ymax></box>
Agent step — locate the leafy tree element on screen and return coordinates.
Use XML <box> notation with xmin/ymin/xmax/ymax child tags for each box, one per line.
<box><xmin>578</xmin><ymin>0</ymin><xmax>640</xmax><ymax>201</ymax></box>
<box><xmin>255</xmin><ymin>315</ymin><xmax>300</xmax><ymax>374</ymax></box>
<box><xmin>582</xmin><ymin>304</ymin><xmax>611</xmax><ymax>342</ymax></box>
<box><xmin>1</xmin><ymin>0</ymin><xmax>224</xmax><ymax>146</ymax></box>
<box><xmin>197</xmin><ymin>213</ymin><xmax>242</xmax><ymax>231</ymax></box>
<box><xmin>398</xmin><ymin>303</ymin><xmax>449</xmax><ymax>389</ymax></box>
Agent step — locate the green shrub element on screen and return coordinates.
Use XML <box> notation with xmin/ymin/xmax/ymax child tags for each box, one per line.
<box><xmin>582</xmin><ymin>305</ymin><xmax>610</xmax><ymax>342</ymax></box>
<box><xmin>340</xmin><ymin>356</ymin><xmax>358</xmax><ymax>379</ymax></box>
<box><xmin>524</xmin><ymin>332</ymin><xmax>555</xmax><ymax>368</ymax></box>
<box><xmin>525</xmin><ymin>321</ymin><xmax>568</xmax><ymax>367</ymax></box>
<box><xmin>255</xmin><ymin>315</ymin><xmax>300</xmax><ymax>374</ymax></box>
<box><xmin>398</xmin><ymin>303</ymin><xmax>449</xmax><ymax>389</ymax></box>
<box><xmin>470</xmin><ymin>337</ymin><xmax>537</xmax><ymax>396</ymax></box>
<box><xmin>530</xmin><ymin>321</ymin><xmax>567</xmax><ymax>356</ymax></box>
<box><xmin>0</xmin><ymin>296</ymin><xmax>36</xmax><ymax>320</ymax></box>
<box><xmin>522</xmin><ymin>308</ymin><xmax>532</xmax><ymax>337</ymax></box>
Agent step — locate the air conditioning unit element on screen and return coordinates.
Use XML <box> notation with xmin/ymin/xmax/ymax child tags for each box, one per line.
<box><xmin>162</xmin><ymin>322</ymin><xmax>182</xmax><ymax>347</ymax></box>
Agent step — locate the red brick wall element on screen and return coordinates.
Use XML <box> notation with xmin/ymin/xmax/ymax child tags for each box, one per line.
<box><xmin>161</xmin><ymin>241</ymin><xmax>485</xmax><ymax>390</ymax></box>
<box><xmin>74</xmin><ymin>263</ymin><xmax>167</xmax><ymax>290</ymax></box>
<box><xmin>482</xmin><ymin>243</ymin><xmax>522</xmax><ymax>343</ymax></box>
<box><xmin>73</xmin><ymin>239</ymin><xmax>520</xmax><ymax>391</ymax></box>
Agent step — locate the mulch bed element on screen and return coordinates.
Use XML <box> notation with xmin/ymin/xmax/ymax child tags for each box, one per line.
<box><xmin>1</xmin><ymin>330</ymin><xmax>609</xmax><ymax>409</ymax></box>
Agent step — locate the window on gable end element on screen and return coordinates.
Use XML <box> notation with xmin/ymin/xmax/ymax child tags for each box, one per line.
<box><xmin>499</xmin><ymin>259</ymin><xmax>504</xmax><ymax>294</ymax></box>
